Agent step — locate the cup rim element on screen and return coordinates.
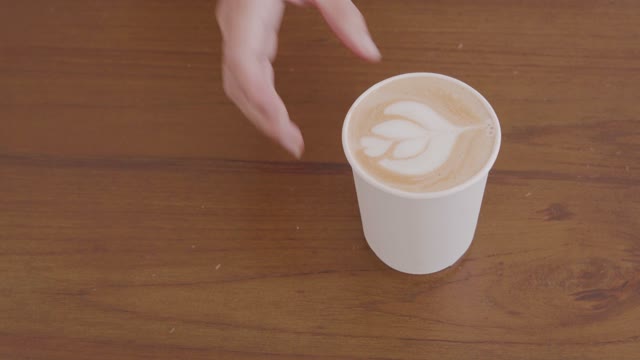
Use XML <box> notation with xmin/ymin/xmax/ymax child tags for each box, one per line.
<box><xmin>342</xmin><ymin>72</ymin><xmax>502</xmax><ymax>200</ymax></box>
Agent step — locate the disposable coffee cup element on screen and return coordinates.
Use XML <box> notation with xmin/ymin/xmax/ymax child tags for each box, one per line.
<box><xmin>342</xmin><ymin>73</ymin><xmax>501</xmax><ymax>274</ymax></box>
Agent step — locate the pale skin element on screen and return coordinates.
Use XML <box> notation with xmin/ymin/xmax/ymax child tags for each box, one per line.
<box><xmin>216</xmin><ymin>0</ymin><xmax>381</xmax><ymax>158</ymax></box>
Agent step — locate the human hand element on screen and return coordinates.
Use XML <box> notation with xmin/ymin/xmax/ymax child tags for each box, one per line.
<box><xmin>216</xmin><ymin>0</ymin><xmax>381</xmax><ymax>158</ymax></box>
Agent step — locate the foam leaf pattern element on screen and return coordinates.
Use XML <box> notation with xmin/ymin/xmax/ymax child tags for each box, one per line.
<box><xmin>372</xmin><ymin>119</ymin><xmax>427</xmax><ymax>139</ymax></box>
<box><xmin>360</xmin><ymin>100</ymin><xmax>472</xmax><ymax>176</ymax></box>
<box><xmin>360</xmin><ymin>136</ymin><xmax>392</xmax><ymax>157</ymax></box>
<box><xmin>393</xmin><ymin>137</ymin><xmax>429</xmax><ymax>159</ymax></box>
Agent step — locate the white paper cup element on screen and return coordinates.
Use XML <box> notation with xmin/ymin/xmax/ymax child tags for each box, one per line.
<box><xmin>342</xmin><ymin>73</ymin><xmax>501</xmax><ymax>275</ymax></box>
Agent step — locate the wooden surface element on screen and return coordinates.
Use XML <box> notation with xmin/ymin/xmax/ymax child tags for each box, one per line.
<box><xmin>1</xmin><ymin>1</ymin><xmax>639</xmax><ymax>359</ymax></box>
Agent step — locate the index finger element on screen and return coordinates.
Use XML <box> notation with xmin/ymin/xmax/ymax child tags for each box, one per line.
<box><xmin>311</xmin><ymin>0</ymin><xmax>381</xmax><ymax>62</ymax></box>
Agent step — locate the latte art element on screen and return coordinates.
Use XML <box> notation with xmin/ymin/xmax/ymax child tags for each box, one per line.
<box><xmin>345</xmin><ymin>74</ymin><xmax>499</xmax><ymax>193</ymax></box>
<box><xmin>360</xmin><ymin>100</ymin><xmax>485</xmax><ymax>176</ymax></box>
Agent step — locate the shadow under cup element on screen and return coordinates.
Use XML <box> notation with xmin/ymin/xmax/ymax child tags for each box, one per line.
<box><xmin>342</xmin><ymin>73</ymin><xmax>502</xmax><ymax>275</ymax></box>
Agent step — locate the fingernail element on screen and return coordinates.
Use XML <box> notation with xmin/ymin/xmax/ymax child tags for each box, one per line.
<box><xmin>361</xmin><ymin>33</ymin><xmax>381</xmax><ymax>61</ymax></box>
<box><xmin>281</xmin><ymin>123</ymin><xmax>304</xmax><ymax>159</ymax></box>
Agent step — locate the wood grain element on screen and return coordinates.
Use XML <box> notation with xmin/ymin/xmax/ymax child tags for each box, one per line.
<box><xmin>1</xmin><ymin>1</ymin><xmax>639</xmax><ymax>359</ymax></box>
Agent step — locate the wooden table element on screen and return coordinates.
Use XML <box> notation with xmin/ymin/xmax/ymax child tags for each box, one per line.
<box><xmin>1</xmin><ymin>1</ymin><xmax>639</xmax><ymax>359</ymax></box>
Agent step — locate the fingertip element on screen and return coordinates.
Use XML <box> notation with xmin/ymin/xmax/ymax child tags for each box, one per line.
<box><xmin>360</xmin><ymin>35</ymin><xmax>382</xmax><ymax>62</ymax></box>
<box><xmin>312</xmin><ymin>0</ymin><xmax>381</xmax><ymax>63</ymax></box>
<box><xmin>280</xmin><ymin>122</ymin><xmax>305</xmax><ymax>159</ymax></box>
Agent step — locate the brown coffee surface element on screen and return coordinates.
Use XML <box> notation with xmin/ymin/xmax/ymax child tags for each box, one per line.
<box><xmin>346</xmin><ymin>75</ymin><xmax>498</xmax><ymax>193</ymax></box>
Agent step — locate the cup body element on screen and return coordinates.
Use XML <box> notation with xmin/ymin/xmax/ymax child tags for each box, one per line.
<box><xmin>342</xmin><ymin>73</ymin><xmax>501</xmax><ymax>274</ymax></box>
